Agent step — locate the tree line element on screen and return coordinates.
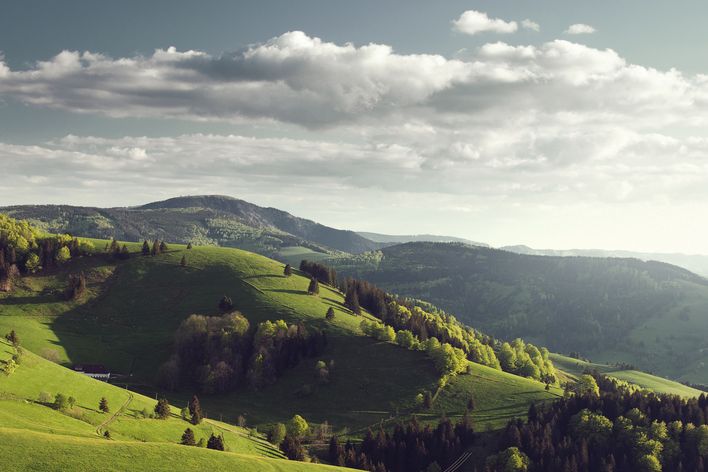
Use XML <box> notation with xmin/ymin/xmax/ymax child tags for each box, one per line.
<box><xmin>158</xmin><ymin>310</ymin><xmax>327</xmax><ymax>393</ymax></box>
<box><xmin>328</xmin><ymin>414</ymin><xmax>475</xmax><ymax>472</ymax></box>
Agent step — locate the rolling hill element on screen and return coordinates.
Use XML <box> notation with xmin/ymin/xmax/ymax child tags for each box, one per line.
<box><xmin>0</xmin><ymin>195</ymin><xmax>379</xmax><ymax>261</ymax></box>
<box><xmin>329</xmin><ymin>242</ymin><xmax>708</xmax><ymax>384</ymax></box>
<box><xmin>357</xmin><ymin>232</ymin><xmax>487</xmax><ymax>247</ymax></box>
<box><xmin>0</xmin><ymin>338</ymin><xmax>359</xmax><ymax>472</ymax></box>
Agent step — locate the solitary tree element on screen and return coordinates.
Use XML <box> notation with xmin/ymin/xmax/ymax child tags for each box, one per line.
<box><xmin>206</xmin><ymin>434</ymin><xmax>225</xmax><ymax>451</ymax></box>
<box><xmin>53</xmin><ymin>393</ymin><xmax>69</xmax><ymax>411</ymax></box>
<box><xmin>99</xmin><ymin>397</ymin><xmax>110</xmax><ymax>413</ymax></box>
<box><xmin>325</xmin><ymin>307</ymin><xmax>335</xmax><ymax>321</ymax></box>
<box><xmin>218</xmin><ymin>296</ymin><xmax>234</xmax><ymax>313</ymax></box>
<box><xmin>155</xmin><ymin>398</ymin><xmax>171</xmax><ymax>419</ymax></box>
<box><xmin>141</xmin><ymin>240</ymin><xmax>150</xmax><ymax>256</ymax></box>
<box><xmin>307</xmin><ymin>278</ymin><xmax>319</xmax><ymax>295</ymax></box>
<box><xmin>186</xmin><ymin>242</ymin><xmax>193</xmax><ymax>250</ymax></box>
<box><xmin>284</xmin><ymin>264</ymin><xmax>292</xmax><ymax>277</ymax></box>
<box><xmin>180</xmin><ymin>255</ymin><xmax>187</xmax><ymax>267</ymax></box>
<box><xmin>181</xmin><ymin>428</ymin><xmax>196</xmax><ymax>446</ymax></box>
<box><xmin>188</xmin><ymin>394</ymin><xmax>203</xmax><ymax>425</ymax></box>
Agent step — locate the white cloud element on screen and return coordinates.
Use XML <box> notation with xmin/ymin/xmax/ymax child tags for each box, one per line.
<box><xmin>521</xmin><ymin>19</ymin><xmax>540</xmax><ymax>32</ymax></box>
<box><xmin>565</xmin><ymin>23</ymin><xmax>596</xmax><ymax>35</ymax></box>
<box><xmin>452</xmin><ymin>10</ymin><xmax>518</xmax><ymax>35</ymax></box>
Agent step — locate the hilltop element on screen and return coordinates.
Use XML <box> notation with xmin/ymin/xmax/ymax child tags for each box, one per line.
<box><xmin>330</xmin><ymin>241</ymin><xmax>708</xmax><ymax>384</ymax></box>
<box><xmin>0</xmin><ymin>195</ymin><xmax>378</xmax><ymax>260</ymax></box>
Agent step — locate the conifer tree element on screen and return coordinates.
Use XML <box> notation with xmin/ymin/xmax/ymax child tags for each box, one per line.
<box><xmin>206</xmin><ymin>433</ymin><xmax>225</xmax><ymax>451</ymax></box>
<box><xmin>344</xmin><ymin>287</ymin><xmax>361</xmax><ymax>315</ymax></box>
<box><xmin>307</xmin><ymin>278</ymin><xmax>319</xmax><ymax>295</ymax></box>
<box><xmin>159</xmin><ymin>241</ymin><xmax>168</xmax><ymax>252</ymax></box>
<box><xmin>188</xmin><ymin>394</ymin><xmax>203</xmax><ymax>425</ymax></box>
<box><xmin>119</xmin><ymin>244</ymin><xmax>130</xmax><ymax>260</ymax></box>
<box><xmin>284</xmin><ymin>264</ymin><xmax>292</xmax><ymax>277</ymax></box>
<box><xmin>141</xmin><ymin>240</ymin><xmax>150</xmax><ymax>256</ymax></box>
<box><xmin>181</xmin><ymin>428</ymin><xmax>196</xmax><ymax>446</ymax></box>
<box><xmin>5</xmin><ymin>330</ymin><xmax>19</xmax><ymax>347</ymax></box>
<box><xmin>186</xmin><ymin>242</ymin><xmax>193</xmax><ymax>250</ymax></box>
<box><xmin>154</xmin><ymin>398</ymin><xmax>171</xmax><ymax>419</ymax></box>
<box><xmin>326</xmin><ymin>307</ymin><xmax>335</xmax><ymax>321</ymax></box>
<box><xmin>151</xmin><ymin>239</ymin><xmax>160</xmax><ymax>256</ymax></box>
<box><xmin>99</xmin><ymin>397</ymin><xmax>110</xmax><ymax>413</ymax></box>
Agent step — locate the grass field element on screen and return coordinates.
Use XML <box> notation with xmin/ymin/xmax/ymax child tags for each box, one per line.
<box><xmin>550</xmin><ymin>353</ymin><xmax>704</xmax><ymax>397</ymax></box>
<box><xmin>276</xmin><ymin>246</ymin><xmax>335</xmax><ymax>266</ymax></box>
<box><xmin>0</xmin><ymin>428</ymin><xmax>356</xmax><ymax>472</ymax></box>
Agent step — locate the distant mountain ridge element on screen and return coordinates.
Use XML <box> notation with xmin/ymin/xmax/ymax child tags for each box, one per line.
<box><xmin>502</xmin><ymin>245</ymin><xmax>708</xmax><ymax>277</ymax></box>
<box><xmin>357</xmin><ymin>231</ymin><xmax>488</xmax><ymax>247</ymax></box>
<box><xmin>0</xmin><ymin>195</ymin><xmax>379</xmax><ymax>257</ymax></box>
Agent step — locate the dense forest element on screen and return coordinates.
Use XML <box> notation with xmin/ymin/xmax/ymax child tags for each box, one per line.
<box><xmin>496</xmin><ymin>375</ymin><xmax>708</xmax><ymax>471</ymax></box>
<box><xmin>158</xmin><ymin>311</ymin><xmax>327</xmax><ymax>393</ymax></box>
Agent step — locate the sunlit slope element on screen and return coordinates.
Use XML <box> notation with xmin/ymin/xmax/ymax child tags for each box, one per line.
<box><xmin>0</xmin><ymin>244</ymin><xmax>440</xmax><ymax>430</ymax></box>
<box><xmin>550</xmin><ymin>353</ymin><xmax>704</xmax><ymax>397</ymax></box>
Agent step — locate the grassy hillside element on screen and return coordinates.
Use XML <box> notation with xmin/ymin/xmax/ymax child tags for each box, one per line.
<box><xmin>1</xmin><ymin>195</ymin><xmax>378</xmax><ymax>258</ymax></box>
<box><xmin>550</xmin><ymin>353</ymin><xmax>704</xmax><ymax>397</ymax></box>
<box><xmin>0</xmin><ymin>237</ymin><xmax>562</xmax><ymax>438</ymax></box>
<box><xmin>330</xmin><ymin>242</ymin><xmax>708</xmax><ymax>384</ymax></box>
<box><xmin>0</xmin><ymin>429</ymin><xmax>355</xmax><ymax>472</ymax></box>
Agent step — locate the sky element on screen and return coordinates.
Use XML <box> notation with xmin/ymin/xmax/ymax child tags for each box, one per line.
<box><xmin>3</xmin><ymin>1</ymin><xmax>708</xmax><ymax>253</ymax></box>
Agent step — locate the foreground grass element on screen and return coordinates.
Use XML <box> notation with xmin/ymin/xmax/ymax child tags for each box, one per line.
<box><xmin>0</xmin><ymin>428</ymin><xmax>354</xmax><ymax>472</ymax></box>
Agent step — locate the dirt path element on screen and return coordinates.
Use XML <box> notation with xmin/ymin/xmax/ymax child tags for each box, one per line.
<box><xmin>96</xmin><ymin>391</ymin><xmax>133</xmax><ymax>436</ymax></box>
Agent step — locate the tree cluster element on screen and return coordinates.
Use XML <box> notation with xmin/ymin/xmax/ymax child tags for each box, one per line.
<box><xmin>328</xmin><ymin>415</ymin><xmax>474</xmax><ymax>472</ymax></box>
<box><xmin>158</xmin><ymin>312</ymin><xmax>327</xmax><ymax>393</ymax></box>
<box><xmin>497</xmin><ymin>382</ymin><xmax>708</xmax><ymax>472</ymax></box>
<box><xmin>299</xmin><ymin>260</ymin><xmax>337</xmax><ymax>286</ymax></box>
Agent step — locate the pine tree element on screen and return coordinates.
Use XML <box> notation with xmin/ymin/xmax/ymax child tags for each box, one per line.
<box><xmin>159</xmin><ymin>241</ymin><xmax>168</xmax><ymax>252</ymax></box>
<box><xmin>206</xmin><ymin>433</ymin><xmax>225</xmax><ymax>451</ymax></box>
<box><xmin>307</xmin><ymin>278</ymin><xmax>319</xmax><ymax>295</ymax></box>
<box><xmin>326</xmin><ymin>307</ymin><xmax>335</xmax><ymax>321</ymax></box>
<box><xmin>188</xmin><ymin>394</ymin><xmax>203</xmax><ymax>425</ymax></box>
<box><xmin>181</xmin><ymin>428</ymin><xmax>196</xmax><ymax>446</ymax></box>
<box><xmin>141</xmin><ymin>240</ymin><xmax>150</xmax><ymax>256</ymax></box>
<box><xmin>344</xmin><ymin>287</ymin><xmax>361</xmax><ymax>315</ymax></box>
<box><xmin>467</xmin><ymin>397</ymin><xmax>475</xmax><ymax>411</ymax></box>
<box><xmin>186</xmin><ymin>242</ymin><xmax>193</xmax><ymax>250</ymax></box>
<box><xmin>119</xmin><ymin>244</ymin><xmax>130</xmax><ymax>260</ymax></box>
<box><xmin>180</xmin><ymin>255</ymin><xmax>187</xmax><ymax>267</ymax></box>
<box><xmin>284</xmin><ymin>264</ymin><xmax>292</xmax><ymax>277</ymax></box>
<box><xmin>154</xmin><ymin>398</ymin><xmax>171</xmax><ymax>419</ymax></box>
<box><xmin>99</xmin><ymin>397</ymin><xmax>110</xmax><ymax>413</ymax></box>
<box><xmin>151</xmin><ymin>239</ymin><xmax>160</xmax><ymax>256</ymax></box>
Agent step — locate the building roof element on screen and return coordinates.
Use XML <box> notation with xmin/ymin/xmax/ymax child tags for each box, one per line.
<box><xmin>73</xmin><ymin>364</ymin><xmax>110</xmax><ymax>374</ymax></box>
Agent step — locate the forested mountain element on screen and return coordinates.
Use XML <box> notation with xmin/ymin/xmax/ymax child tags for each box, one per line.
<box><xmin>330</xmin><ymin>242</ymin><xmax>708</xmax><ymax>384</ymax></box>
<box><xmin>0</xmin><ymin>195</ymin><xmax>379</xmax><ymax>258</ymax></box>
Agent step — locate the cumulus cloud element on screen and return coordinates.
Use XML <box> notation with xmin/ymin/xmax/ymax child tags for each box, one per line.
<box><xmin>521</xmin><ymin>19</ymin><xmax>540</xmax><ymax>32</ymax></box>
<box><xmin>565</xmin><ymin>23</ymin><xmax>596</xmax><ymax>35</ymax></box>
<box><xmin>3</xmin><ymin>32</ymin><xmax>708</xmax><ymax>249</ymax></box>
<box><xmin>452</xmin><ymin>10</ymin><xmax>518</xmax><ymax>35</ymax></box>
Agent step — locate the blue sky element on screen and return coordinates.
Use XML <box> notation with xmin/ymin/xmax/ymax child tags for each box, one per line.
<box><xmin>2</xmin><ymin>1</ymin><xmax>708</xmax><ymax>252</ymax></box>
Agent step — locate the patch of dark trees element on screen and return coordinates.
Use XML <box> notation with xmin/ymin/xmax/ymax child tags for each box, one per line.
<box><xmin>158</xmin><ymin>311</ymin><xmax>327</xmax><ymax>394</ymax></box>
<box><xmin>499</xmin><ymin>381</ymin><xmax>708</xmax><ymax>472</ymax></box>
<box><xmin>327</xmin><ymin>414</ymin><xmax>474</xmax><ymax>472</ymax></box>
